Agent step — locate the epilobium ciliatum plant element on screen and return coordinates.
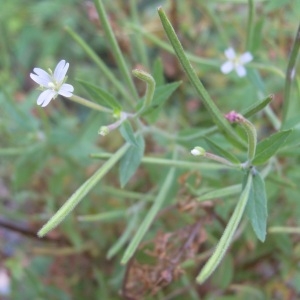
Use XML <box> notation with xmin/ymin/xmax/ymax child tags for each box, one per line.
<box><xmin>30</xmin><ymin>0</ymin><xmax>299</xmax><ymax>292</ymax></box>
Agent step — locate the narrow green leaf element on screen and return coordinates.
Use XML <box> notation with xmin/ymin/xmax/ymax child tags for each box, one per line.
<box><xmin>152</xmin><ymin>57</ymin><xmax>165</xmax><ymax>85</ymax></box>
<box><xmin>281</xmin><ymin>24</ymin><xmax>300</xmax><ymax>125</ymax></box>
<box><xmin>243</xmin><ymin>94</ymin><xmax>273</xmax><ymax>118</ymax></box>
<box><xmin>121</xmin><ymin>154</ymin><xmax>177</xmax><ymax>264</ymax></box>
<box><xmin>141</xmin><ymin>81</ymin><xmax>181</xmax><ymax>123</ymax></box>
<box><xmin>107</xmin><ymin>212</ymin><xmax>139</xmax><ymax>259</ymax></box>
<box><xmin>280</xmin><ymin>117</ymin><xmax>300</xmax><ymax>150</ymax></box>
<box><xmin>196</xmin><ymin>172</ymin><xmax>252</xmax><ymax>284</ymax></box>
<box><xmin>246</xmin><ymin>171</ymin><xmax>268</xmax><ymax>242</ymax></box>
<box><xmin>78</xmin><ymin>210</ymin><xmax>126</xmax><ymax>222</ymax></box>
<box><xmin>157</xmin><ymin>7</ymin><xmax>245</xmax><ymax>149</ymax></box>
<box><xmin>119</xmin><ymin>120</ymin><xmax>138</xmax><ymax>147</ymax></box>
<box><xmin>204</xmin><ymin>137</ymin><xmax>241</xmax><ymax>164</ymax></box>
<box><xmin>246</xmin><ymin>0</ymin><xmax>255</xmax><ymax>51</ymax></box>
<box><xmin>252</xmin><ymin>129</ymin><xmax>292</xmax><ymax>165</ymax></box>
<box><xmin>119</xmin><ymin>135</ymin><xmax>145</xmax><ymax>187</ymax></box>
<box><xmin>77</xmin><ymin>79</ymin><xmax>122</xmax><ymax>111</ymax></box>
<box><xmin>37</xmin><ymin>143</ymin><xmax>130</xmax><ymax>237</ymax></box>
<box><xmin>129</xmin><ymin>0</ymin><xmax>150</xmax><ymax>69</ymax></box>
<box><xmin>152</xmin><ymin>82</ymin><xmax>181</xmax><ymax>107</ymax></box>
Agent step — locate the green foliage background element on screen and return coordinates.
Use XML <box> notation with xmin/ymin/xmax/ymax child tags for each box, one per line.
<box><xmin>0</xmin><ymin>0</ymin><xmax>300</xmax><ymax>299</ymax></box>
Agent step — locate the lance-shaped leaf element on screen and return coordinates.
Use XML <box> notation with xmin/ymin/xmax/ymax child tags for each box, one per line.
<box><xmin>120</xmin><ymin>120</ymin><xmax>138</xmax><ymax>147</ymax></box>
<box><xmin>252</xmin><ymin>129</ymin><xmax>292</xmax><ymax>165</ymax></box>
<box><xmin>196</xmin><ymin>171</ymin><xmax>252</xmax><ymax>284</ymax></box>
<box><xmin>38</xmin><ymin>143</ymin><xmax>131</xmax><ymax>237</ymax></box>
<box><xmin>78</xmin><ymin>79</ymin><xmax>122</xmax><ymax>111</ymax></box>
<box><xmin>157</xmin><ymin>7</ymin><xmax>245</xmax><ymax>149</ymax></box>
<box><xmin>140</xmin><ymin>81</ymin><xmax>181</xmax><ymax>123</ymax></box>
<box><xmin>245</xmin><ymin>171</ymin><xmax>268</xmax><ymax>242</ymax></box>
<box><xmin>243</xmin><ymin>94</ymin><xmax>273</xmax><ymax>118</ymax></box>
<box><xmin>119</xmin><ymin>135</ymin><xmax>145</xmax><ymax>187</ymax></box>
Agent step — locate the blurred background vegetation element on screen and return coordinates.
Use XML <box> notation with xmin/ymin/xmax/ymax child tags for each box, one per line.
<box><xmin>0</xmin><ymin>0</ymin><xmax>300</xmax><ymax>299</ymax></box>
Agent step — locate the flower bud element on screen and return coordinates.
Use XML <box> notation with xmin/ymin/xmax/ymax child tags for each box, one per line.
<box><xmin>98</xmin><ymin>126</ymin><xmax>110</xmax><ymax>136</ymax></box>
<box><xmin>191</xmin><ymin>146</ymin><xmax>206</xmax><ymax>156</ymax></box>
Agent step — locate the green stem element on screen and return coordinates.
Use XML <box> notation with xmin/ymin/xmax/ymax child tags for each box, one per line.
<box><xmin>93</xmin><ymin>0</ymin><xmax>138</xmax><ymax>104</ymax></box>
<box><xmin>129</xmin><ymin>0</ymin><xmax>149</xmax><ymax>68</ymax></box>
<box><xmin>132</xmin><ymin>69</ymin><xmax>156</xmax><ymax>114</ymax></box>
<box><xmin>69</xmin><ymin>94</ymin><xmax>112</xmax><ymax>113</ymax></box>
<box><xmin>90</xmin><ymin>152</ymin><xmax>232</xmax><ymax>170</ymax></box>
<box><xmin>38</xmin><ymin>142</ymin><xmax>131</xmax><ymax>237</ymax></box>
<box><xmin>240</xmin><ymin>118</ymin><xmax>257</xmax><ymax>163</ymax></box>
<box><xmin>157</xmin><ymin>7</ymin><xmax>245</xmax><ymax>149</ymax></box>
<box><xmin>226</xmin><ymin>112</ymin><xmax>257</xmax><ymax>163</ymax></box>
<box><xmin>0</xmin><ymin>22</ymin><xmax>11</xmax><ymax>74</ymax></box>
<box><xmin>264</xmin><ymin>105</ymin><xmax>280</xmax><ymax>130</ymax></box>
<box><xmin>65</xmin><ymin>26</ymin><xmax>132</xmax><ymax>104</ymax></box>
<box><xmin>196</xmin><ymin>171</ymin><xmax>253</xmax><ymax>284</ymax></box>
<box><xmin>246</xmin><ymin>0</ymin><xmax>255</xmax><ymax>51</ymax></box>
<box><xmin>281</xmin><ymin>23</ymin><xmax>300</xmax><ymax>126</ymax></box>
<box><xmin>205</xmin><ymin>152</ymin><xmax>237</xmax><ymax>168</ymax></box>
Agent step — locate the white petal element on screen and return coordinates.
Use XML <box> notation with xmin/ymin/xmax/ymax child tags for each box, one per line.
<box><xmin>221</xmin><ymin>61</ymin><xmax>234</xmax><ymax>74</ymax></box>
<box><xmin>58</xmin><ymin>83</ymin><xmax>74</xmax><ymax>97</ymax></box>
<box><xmin>235</xmin><ymin>65</ymin><xmax>247</xmax><ymax>77</ymax></box>
<box><xmin>60</xmin><ymin>83</ymin><xmax>74</xmax><ymax>93</ymax></box>
<box><xmin>224</xmin><ymin>48</ymin><xmax>236</xmax><ymax>60</ymax></box>
<box><xmin>37</xmin><ymin>89</ymin><xmax>57</xmax><ymax>107</ymax></box>
<box><xmin>30</xmin><ymin>73</ymin><xmax>50</xmax><ymax>87</ymax></box>
<box><xmin>240</xmin><ymin>52</ymin><xmax>253</xmax><ymax>64</ymax></box>
<box><xmin>33</xmin><ymin>68</ymin><xmax>51</xmax><ymax>81</ymax></box>
<box><xmin>54</xmin><ymin>60</ymin><xmax>69</xmax><ymax>82</ymax></box>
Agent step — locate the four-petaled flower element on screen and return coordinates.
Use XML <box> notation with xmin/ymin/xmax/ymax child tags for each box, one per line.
<box><xmin>220</xmin><ymin>48</ymin><xmax>253</xmax><ymax>77</ymax></box>
<box><xmin>30</xmin><ymin>60</ymin><xmax>74</xmax><ymax>107</ymax></box>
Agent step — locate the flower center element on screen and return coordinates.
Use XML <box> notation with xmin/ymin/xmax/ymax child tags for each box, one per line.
<box><xmin>233</xmin><ymin>56</ymin><xmax>242</xmax><ymax>67</ymax></box>
<box><xmin>48</xmin><ymin>82</ymin><xmax>56</xmax><ymax>89</ymax></box>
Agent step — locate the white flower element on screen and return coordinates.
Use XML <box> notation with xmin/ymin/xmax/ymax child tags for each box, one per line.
<box><xmin>220</xmin><ymin>48</ymin><xmax>253</xmax><ymax>77</ymax></box>
<box><xmin>30</xmin><ymin>60</ymin><xmax>74</xmax><ymax>107</ymax></box>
